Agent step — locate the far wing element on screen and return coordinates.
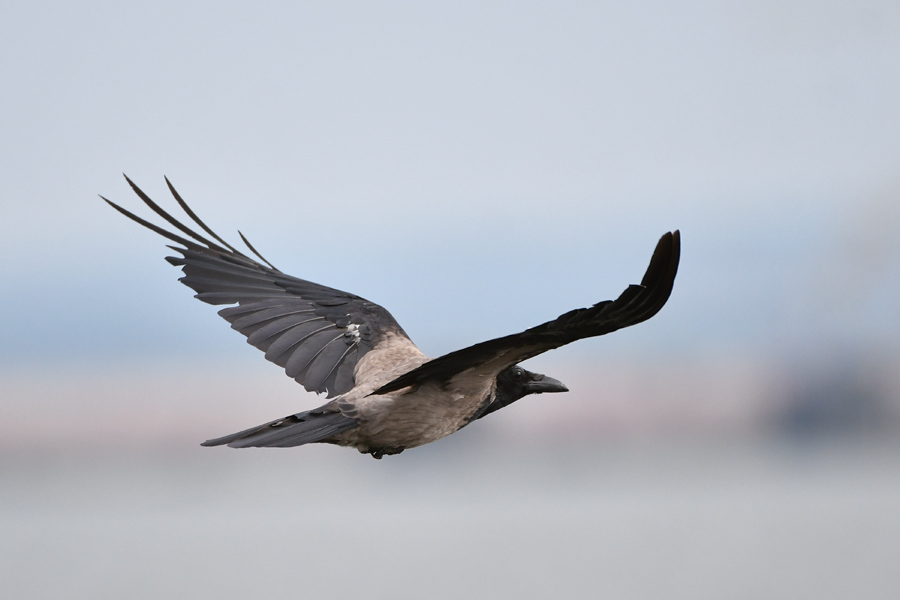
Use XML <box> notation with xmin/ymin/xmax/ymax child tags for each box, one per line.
<box><xmin>373</xmin><ymin>231</ymin><xmax>680</xmax><ymax>395</ymax></box>
<box><xmin>104</xmin><ymin>176</ymin><xmax>418</xmax><ymax>398</ymax></box>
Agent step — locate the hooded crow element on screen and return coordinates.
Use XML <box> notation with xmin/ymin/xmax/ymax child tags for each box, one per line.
<box><xmin>104</xmin><ymin>177</ymin><xmax>680</xmax><ymax>459</ymax></box>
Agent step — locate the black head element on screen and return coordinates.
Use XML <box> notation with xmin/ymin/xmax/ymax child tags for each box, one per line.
<box><xmin>469</xmin><ymin>366</ymin><xmax>568</xmax><ymax>422</ymax></box>
<box><xmin>496</xmin><ymin>365</ymin><xmax>568</xmax><ymax>403</ymax></box>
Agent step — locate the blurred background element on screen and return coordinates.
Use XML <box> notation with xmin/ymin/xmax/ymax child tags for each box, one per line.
<box><xmin>2</xmin><ymin>1</ymin><xmax>899</xmax><ymax>598</ymax></box>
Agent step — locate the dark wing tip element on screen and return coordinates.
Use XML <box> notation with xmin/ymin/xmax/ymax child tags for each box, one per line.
<box><xmin>371</xmin><ymin>229</ymin><xmax>681</xmax><ymax>396</ymax></box>
<box><xmin>238</xmin><ymin>230</ymin><xmax>280</xmax><ymax>272</ymax></box>
<box><xmin>607</xmin><ymin>228</ymin><xmax>680</xmax><ymax>328</ymax></box>
<box><xmin>640</xmin><ymin>230</ymin><xmax>680</xmax><ymax>287</ymax></box>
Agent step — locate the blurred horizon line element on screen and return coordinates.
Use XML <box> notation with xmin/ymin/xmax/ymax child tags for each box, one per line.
<box><xmin>4</xmin><ymin>350</ymin><xmax>897</xmax><ymax>452</ymax></box>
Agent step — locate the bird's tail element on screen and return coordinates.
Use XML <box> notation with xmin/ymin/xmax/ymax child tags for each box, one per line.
<box><xmin>201</xmin><ymin>408</ymin><xmax>358</xmax><ymax>448</ymax></box>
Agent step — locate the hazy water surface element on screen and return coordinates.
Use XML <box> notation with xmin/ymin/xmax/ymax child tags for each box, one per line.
<box><xmin>3</xmin><ymin>437</ymin><xmax>899</xmax><ymax>599</ymax></box>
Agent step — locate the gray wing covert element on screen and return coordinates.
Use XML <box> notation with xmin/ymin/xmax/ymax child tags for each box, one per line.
<box><xmin>103</xmin><ymin>176</ymin><xmax>412</xmax><ymax>398</ymax></box>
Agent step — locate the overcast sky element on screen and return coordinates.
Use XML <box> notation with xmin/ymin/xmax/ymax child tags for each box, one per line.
<box><xmin>2</xmin><ymin>0</ymin><xmax>899</xmax><ymax>377</ymax></box>
<box><xmin>5</xmin><ymin>12</ymin><xmax>900</xmax><ymax>598</ymax></box>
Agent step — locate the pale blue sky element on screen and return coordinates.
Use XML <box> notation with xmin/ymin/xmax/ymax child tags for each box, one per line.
<box><xmin>2</xmin><ymin>0</ymin><xmax>899</xmax><ymax>374</ymax></box>
<box><xmin>4</xmin><ymin>8</ymin><xmax>900</xmax><ymax>596</ymax></box>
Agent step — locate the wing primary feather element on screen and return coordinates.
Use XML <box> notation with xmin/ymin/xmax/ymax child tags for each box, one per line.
<box><xmin>170</xmin><ymin>247</ymin><xmax>261</xmax><ymax>274</ymax></box>
<box><xmin>102</xmin><ymin>196</ymin><xmax>199</xmax><ymax>250</ymax></box>
<box><xmin>230</xmin><ymin>306</ymin><xmax>316</xmax><ymax>331</ymax></box>
<box><xmin>218</xmin><ymin>299</ymin><xmax>291</xmax><ymax>320</ymax></box>
<box><xmin>123</xmin><ymin>175</ymin><xmax>230</xmax><ymax>253</ymax></box>
<box><xmin>194</xmin><ymin>291</ymin><xmax>291</xmax><ymax>304</ymax></box>
<box><xmin>247</xmin><ymin>314</ymin><xmax>324</xmax><ymax>347</ymax></box>
<box><xmin>238</xmin><ymin>230</ymin><xmax>280</xmax><ymax>272</ymax></box>
<box><xmin>164</xmin><ymin>176</ymin><xmax>249</xmax><ymax>259</ymax></box>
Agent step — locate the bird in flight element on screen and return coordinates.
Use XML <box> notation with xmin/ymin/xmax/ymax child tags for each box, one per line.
<box><xmin>104</xmin><ymin>177</ymin><xmax>680</xmax><ymax>459</ymax></box>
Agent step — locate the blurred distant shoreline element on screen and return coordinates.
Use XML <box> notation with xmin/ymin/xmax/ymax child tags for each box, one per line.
<box><xmin>3</xmin><ymin>351</ymin><xmax>897</xmax><ymax>452</ymax></box>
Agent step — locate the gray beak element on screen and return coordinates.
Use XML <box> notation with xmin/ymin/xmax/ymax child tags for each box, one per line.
<box><xmin>525</xmin><ymin>374</ymin><xmax>569</xmax><ymax>394</ymax></box>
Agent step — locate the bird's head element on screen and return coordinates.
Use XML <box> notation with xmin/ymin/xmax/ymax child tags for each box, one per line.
<box><xmin>496</xmin><ymin>365</ymin><xmax>568</xmax><ymax>404</ymax></box>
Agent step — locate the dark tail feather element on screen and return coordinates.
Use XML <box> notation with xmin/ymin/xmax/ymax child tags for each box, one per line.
<box><xmin>201</xmin><ymin>409</ymin><xmax>358</xmax><ymax>449</ymax></box>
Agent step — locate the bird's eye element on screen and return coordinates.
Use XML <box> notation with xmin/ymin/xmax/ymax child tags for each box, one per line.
<box><xmin>514</xmin><ymin>368</ymin><xmax>524</xmax><ymax>379</ymax></box>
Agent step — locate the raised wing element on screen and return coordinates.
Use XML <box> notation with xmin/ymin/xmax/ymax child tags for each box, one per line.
<box><xmin>103</xmin><ymin>176</ymin><xmax>415</xmax><ymax>398</ymax></box>
<box><xmin>374</xmin><ymin>230</ymin><xmax>680</xmax><ymax>395</ymax></box>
